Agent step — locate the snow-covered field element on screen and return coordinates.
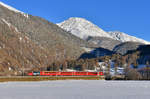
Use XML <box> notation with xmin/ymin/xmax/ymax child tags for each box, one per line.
<box><xmin>0</xmin><ymin>80</ymin><xmax>150</xmax><ymax>99</ymax></box>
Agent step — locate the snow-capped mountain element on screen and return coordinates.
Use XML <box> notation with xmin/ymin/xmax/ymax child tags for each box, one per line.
<box><xmin>57</xmin><ymin>17</ymin><xmax>112</xmax><ymax>40</ymax></box>
<box><xmin>58</xmin><ymin>17</ymin><xmax>150</xmax><ymax>44</ymax></box>
<box><xmin>108</xmin><ymin>31</ymin><xmax>150</xmax><ymax>44</ymax></box>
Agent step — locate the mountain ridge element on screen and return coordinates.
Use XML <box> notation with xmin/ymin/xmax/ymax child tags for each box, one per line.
<box><xmin>58</xmin><ymin>17</ymin><xmax>150</xmax><ymax>44</ymax></box>
<box><xmin>108</xmin><ymin>31</ymin><xmax>150</xmax><ymax>44</ymax></box>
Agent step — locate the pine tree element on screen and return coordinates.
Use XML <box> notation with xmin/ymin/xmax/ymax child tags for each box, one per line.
<box><xmin>107</xmin><ymin>63</ymin><xmax>111</xmax><ymax>75</ymax></box>
<box><xmin>52</xmin><ymin>62</ymin><xmax>60</xmax><ymax>71</ymax></box>
<box><xmin>133</xmin><ymin>61</ymin><xmax>138</xmax><ymax>69</ymax></box>
<box><xmin>114</xmin><ymin>63</ymin><xmax>118</xmax><ymax>75</ymax></box>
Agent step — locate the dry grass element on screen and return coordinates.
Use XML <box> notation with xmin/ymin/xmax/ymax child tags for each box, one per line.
<box><xmin>0</xmin><ymin>76</ymin><xmax>105</xmax><ymax>82</ymax></box>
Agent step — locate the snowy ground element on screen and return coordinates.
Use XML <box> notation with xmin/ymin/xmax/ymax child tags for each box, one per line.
<box><xmin>0</xmin><ymin>80</ymin><xmax>150</xmax><ymax>99</ymax></box>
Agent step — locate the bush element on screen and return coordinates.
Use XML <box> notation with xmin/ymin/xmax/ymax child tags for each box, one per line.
<box><xmin>125</xmin><ymin>69</ymin><xmax>142</xmax><ymax>80</ymax></box>
<box><xmin>105</xmin><ymin>74</ymin><xmax>112</xmax><ymax>80</ymax></box>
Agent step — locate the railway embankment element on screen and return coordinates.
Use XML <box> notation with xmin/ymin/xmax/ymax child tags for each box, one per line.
<box><xmin>0</xmin><ymin>76</ymin><xmax>105</xmax><ymax>82</ymax></box>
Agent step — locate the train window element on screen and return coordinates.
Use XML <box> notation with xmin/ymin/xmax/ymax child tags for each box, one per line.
<box><xmin>33</xmin><ymin>72</ymin><xmax>40</xmax><ymax>75</ymax></box>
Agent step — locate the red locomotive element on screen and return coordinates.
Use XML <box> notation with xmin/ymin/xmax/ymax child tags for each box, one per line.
<box><xmin>28</xmin><ymin>71</ymin><xmax>104</xmax><ymax>76</ymax></box>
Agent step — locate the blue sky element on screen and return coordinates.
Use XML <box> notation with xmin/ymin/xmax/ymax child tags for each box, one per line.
<box><xmin>1</xmin><ymin>0</ymin><xmax>150</xmax><ymax>41</ymax></box>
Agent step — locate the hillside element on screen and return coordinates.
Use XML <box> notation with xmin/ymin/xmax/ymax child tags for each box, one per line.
<box><xmin>0</xmin><ymin>2</ymin><xmax>100</xmax><ymax>75</ymax></box>
<box><xmin>0</xmin><ymin>19</ymin><xmax>52</xmax><ymax>75</ymax></box>
<box><xmin>0</xmin><ymin>2</ymin><xmax>99</xmax><ymax>60</ymax></box>
<box><xmin>113</xmin><ymin>42</ymin><xmax>143</xmax><ymax>55</ymax></box>
<box><xmin>125</xmin><ymin>45</ymin><xmax>150</xmax><ymax>64</ymax></box>
<box><xmin>86</xmin><ymin>36</ymin><xmax>121</xmax><ymax>50</ymax></box>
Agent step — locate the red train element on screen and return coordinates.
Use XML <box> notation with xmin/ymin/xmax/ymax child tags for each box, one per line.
<box><xmin>28</xmin><ymin>71</ymin><xmax>104</xmax><ymax>76</ymax></box>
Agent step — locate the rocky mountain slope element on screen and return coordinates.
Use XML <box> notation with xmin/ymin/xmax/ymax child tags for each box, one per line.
<box><xmin>0</xmin><ymin>19</ymin><xmax>52</xmax><ymax>75</ymax></box>
<box><xmin>86</xmin><ymin>36</ymin><xmax>121</xmax><ymax>50</ymax></box>
<box><xmin>113</xmin><ymin>42</ymin><xmax>143</xmax><ymax>55</ymax></box>
<box><xmin>80</xmin><ymin>47</ymin><xmax>115</xmax><ymax>59</ymax></box>
<box><xmin>124</xmin><ymin>45</ymin><xmax>150</xmax><ymax>65</ymax></box>
<box><xmin>0</xmin><ymin>2</ymin><xmax>98</xmax><ymax>60</ymax></box>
